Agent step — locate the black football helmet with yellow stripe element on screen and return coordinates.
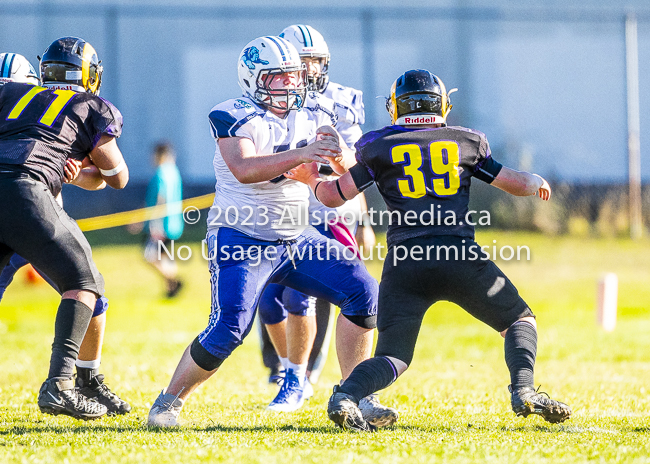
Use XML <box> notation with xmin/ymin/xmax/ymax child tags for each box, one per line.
<box><xmin>386</xmin><ymin>69</ymin><xmax>456</xmax><ymax>125</ymax></box>
<box><xmin>40</xmin><ymin>37</ymin><xmax>103</xmax><ymax>95</ymax></box>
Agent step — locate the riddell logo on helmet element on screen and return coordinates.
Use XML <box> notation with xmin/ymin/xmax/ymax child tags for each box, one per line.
<box><xmin>45</xmin><ymin>84</ymin><xmax>77</xmax><ymax>91</ymax></box>
<box><xmin>403</xmin><ymin>116</ymin><xmax>437</xmax><ymax>124</ymax></box>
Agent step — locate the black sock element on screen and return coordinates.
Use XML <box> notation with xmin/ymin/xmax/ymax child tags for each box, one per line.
<box><xmin>76</xmin><ymin>366</ymin><xmax>99</xmax><ymax>383</ymax></box>
<box><xmin>48</xmin><ymin>299</ymin><xmax>93</xmax><ymax>379</ymax></box>
<box><xmin>339</xmin><ymin>357</ymin><xmax>398</xmax><ymax>402</ymax></box>
<box><xmin>504</xmin><ymin>321</ymin><xmax>537</xmax><ymax>390</ymax></box>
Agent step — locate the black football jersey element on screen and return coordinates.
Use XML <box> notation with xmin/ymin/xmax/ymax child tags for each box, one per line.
<box><xmin>350</xmin><ymin>125</ymin><xmax>503</xmax><ymax>248</ymax></box>
<box><xmin>0</xmin><ymin>82</ymin><xmax>123</xmax><ymax>196</ymax></box>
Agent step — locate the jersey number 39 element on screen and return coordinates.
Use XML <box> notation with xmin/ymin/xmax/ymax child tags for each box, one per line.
<box><xmin>391</xmin><ymin>141</ymin><xmax>460</xmax><ymax>198</ymax></box>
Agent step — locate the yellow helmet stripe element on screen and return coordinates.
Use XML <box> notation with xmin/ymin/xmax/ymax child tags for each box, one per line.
<box><xmin>389</xmin><ymin>79</ymin><xmax>398</xmax><ymax>124</ymax></box>
<box><xmin>81</xmin><ymin>42</ymin><xmax>98</xmax><ymax>93</ymax></box>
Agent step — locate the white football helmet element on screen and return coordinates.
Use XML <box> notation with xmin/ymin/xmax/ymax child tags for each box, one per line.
<box><xmin>237</xmin><ymin>36</ymin><xmax>307</xmax><ymax>113</ymax></box>
<box><xmin>279</xmin><ymin>25</ymin><xmax>330</xmax><ymax>93</ymax></box>
<box><xmin>0</xmin><ymin>53</ymin><xmax>39</xmax><ymax>85</ymax></box>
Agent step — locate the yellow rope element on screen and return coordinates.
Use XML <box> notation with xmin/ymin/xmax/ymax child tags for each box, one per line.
<box><xmin>76</xmin><ymin>193</ymin><xmax>214</xmax><ymax>232</ymax></box>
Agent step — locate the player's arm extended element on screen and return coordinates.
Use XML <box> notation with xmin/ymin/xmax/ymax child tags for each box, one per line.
<box><xmin>491</xmin><ymin>166</ymin><xmax>551</xmax><ymax>200</ymax></box>
<box><xmin>286</xmin><ymin>162</ymin><xmax>362</xmax><ymax>208</ymax></box>
<box><xmin>88</xmin><ymin>135</ymin><xmax>129</xmax><ymax>189</ymax></box>
<box><xmin>316</xmin><ymin>125</ymin><xmax>356</xmax><ymax>175</ymax></box>
<box><xmin>219</xmin><ymin>135</ymin><xmax>340</xmax><ymax>184</ymax></box>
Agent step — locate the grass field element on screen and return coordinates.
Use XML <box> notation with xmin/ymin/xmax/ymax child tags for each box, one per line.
<box><xmin>1</xmin><ymin>231</ymin><xmax>650</xmax><ymax>463</ymax></box>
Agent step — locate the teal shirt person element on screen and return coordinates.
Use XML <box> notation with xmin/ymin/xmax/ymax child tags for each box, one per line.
<box><xmin>145</xmin><ymin>160</ymin><xmax>184</xmax><ymax>240</ymax></box>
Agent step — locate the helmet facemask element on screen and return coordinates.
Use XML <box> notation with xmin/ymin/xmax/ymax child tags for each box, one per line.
<box><xmin>82</xmin><ymin>43</ymin><xmax>103</xmax><ymax>95</ymax></box>
<box><xmin>302</xmin><ymin>55</ymin><xmax>329</xmax><ymax>93</ymax></box>
<box><xmin>279</xmin><ymin>25</ymin><xmax>330</xmax><ymax>93</ymax></box>
<box><xmin>255</xmin><ymin>66</ymin><xmax>307</xmax><ymax>113</ymax></box>
<box><xmin>84</xmin><ymin>59</ymin><xmax>103</xmax><ymax>96</ymax></box>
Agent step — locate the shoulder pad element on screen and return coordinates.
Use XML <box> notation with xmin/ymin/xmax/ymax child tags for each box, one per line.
<box><xmin>80</xmin><ymin>94</ymin><xmax>123</xmax><ymax>138</ymax></box>
<box><xmin>209</xmin><ymin>97</ymin><xmax>264</xmax><ymax>138</ymax></box>
<box><xmin>305</xmin><ymin>91</ymin><xmax>335</xmax><ymax>111</ymax></box>
<box><xmin>303</xmin><ymin>92</ymin><xmax>337</xmax><ymax>126</ymax></box>
<box><xmin>96</xmin><ymin>96</ymin><xmax>123</xmax><ymax>137</ymax></box>
<box><xmin>355</xmin><ymin>126</ymin><xmax>396</xmax><ymax>151</ymax></box>
<box><xmin>324</xmin><ymin>82</ymin><xmax>365</xmax><ymax>125</ymax></box>
<box><xmin>447</xmin><ymin>125</ymin><xmax>488</xmax><ymax>141</ymax></box>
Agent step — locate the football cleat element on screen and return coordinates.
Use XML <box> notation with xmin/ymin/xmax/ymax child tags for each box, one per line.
<box><xmin>268</xmin><ymin>367</ymin><xmax>286</xmax><ymax>386</ymax></box>
<box><xmin>148</xmin><ymin>389</ymin><xmax>184</xmax><ymax>427</ymax></box>
<box><xmin>166</xmin><ymin>279</ymin><xmax>183</xmax><ymax>298</ymax></box>
<box><xmin>76</xmin><ymin>374</ymin><xmax>131</xmax><ymax>415</ymax></box>
<box><xmin>267</xmin><ymin>369</ymin><xmax>310</xmax><ymax>412</ymax></box>
<box><xmin>303</xmin><ymin>378</ymin><xmax>314</xmax><ymax>401</ymax></box>
<box><xmin>327</xmin><ymin>385</ymin><xmax>376</xmax><ymax>432</ymax></box>
<box><xmin>37</xmin><ymin>377</ymin><xmax>107</xmax><ymax>420</ymax></box>
<box><xmin>358</xmin><ymin>393</ymin><xmax>399</xmax><ymax>428</ymax></box>
<box><xmin>509</xmin><ymin>385</ymin><xmax>572</xmax><ymax>424</ymax></box>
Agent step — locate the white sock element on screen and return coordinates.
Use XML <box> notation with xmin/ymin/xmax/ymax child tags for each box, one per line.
<box><xmin>279</xmin><ymin>357</ymin><xmax>289</xmax><ymax>370</ymax></box>
<box><xmin>287</xmin><ymin>361</ymin><xmax>307</xmax><ymax>384</ymax></box>
<box><xmin>75</xmin><ymin>358</ymin><xmax>101</xmax><ymax>369</ymax></box>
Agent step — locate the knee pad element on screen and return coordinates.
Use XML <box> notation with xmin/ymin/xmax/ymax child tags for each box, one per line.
<box><xmin>190</xmin><ymin>336</ymin><xmax>226</xmax><ymax>371</ymax></box>
<box><xmin>92</xmin><ymin>296</ymin><xmax>109</xmax><ymax>318</ymax></box>
<box><xmin>342</xmin><ymin>313</ymin><xmax>377</xmax><ymax>329</ymax></box>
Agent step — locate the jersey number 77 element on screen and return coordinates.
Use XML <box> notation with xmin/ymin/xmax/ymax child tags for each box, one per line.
<box><xmin>7</xmin><ymin>87</ymin><xmax>76</xmax><ymax>127</ymax></box>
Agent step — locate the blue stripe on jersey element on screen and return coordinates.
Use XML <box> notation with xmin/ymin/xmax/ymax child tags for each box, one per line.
<box><xmin>1</xmin><ymin>53</ymin><xmax>14</xmax><ymax>78</ymax></box>
<box><xmin>208</xmin><ymin>109</ymin><xmax>262</xmax><ymax>138</ymax></box>
<box><xmin>298</xmin><ymin>25</ymin><xmax>312</xmax><ymax>47</ymax></box>
<box><xmin>265</xmin><ymin>36</ymin><xmax>287</xmax><ymax>61</ymax></box>
<box><xmin>209</xmin><ymin>110</ymin><xmax>238</xmax><ymax>138</ymax></box>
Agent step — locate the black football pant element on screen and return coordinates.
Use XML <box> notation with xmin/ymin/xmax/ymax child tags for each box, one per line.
<box><xmin>374</xmin><ymin>235</ymin><xmax>533</xmax><ymax>365</ymax></box>
<box><xmin>0</xmin><ymin>174</ymin><xmax>104</xmax><ymax>295</ymax></box>
<box><xmin>0</xmin><ymin>174</ymin><xmax>104</xmax><ymax>379</ymax></box>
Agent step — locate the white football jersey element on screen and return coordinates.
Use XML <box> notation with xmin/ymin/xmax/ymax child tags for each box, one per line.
<box><xmin>305</xmin><ymin>82</ymin><xmax>366</xmax><ymax>232</ymax></box>
<box><xmin>207</xmin><ymin>96</ymin><xmax>335</xmax><ymax>241</ymax></box>
<box><xmin>322</xmin><ymin>81</ymin><xmax>364</xmax><ymax>149</ymax></box>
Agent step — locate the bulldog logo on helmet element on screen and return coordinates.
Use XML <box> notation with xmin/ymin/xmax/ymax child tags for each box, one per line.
<box><xmin>241</xmin><ymin>46</ymin><xmax>269</xmax><ymax>70</ymax></box>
